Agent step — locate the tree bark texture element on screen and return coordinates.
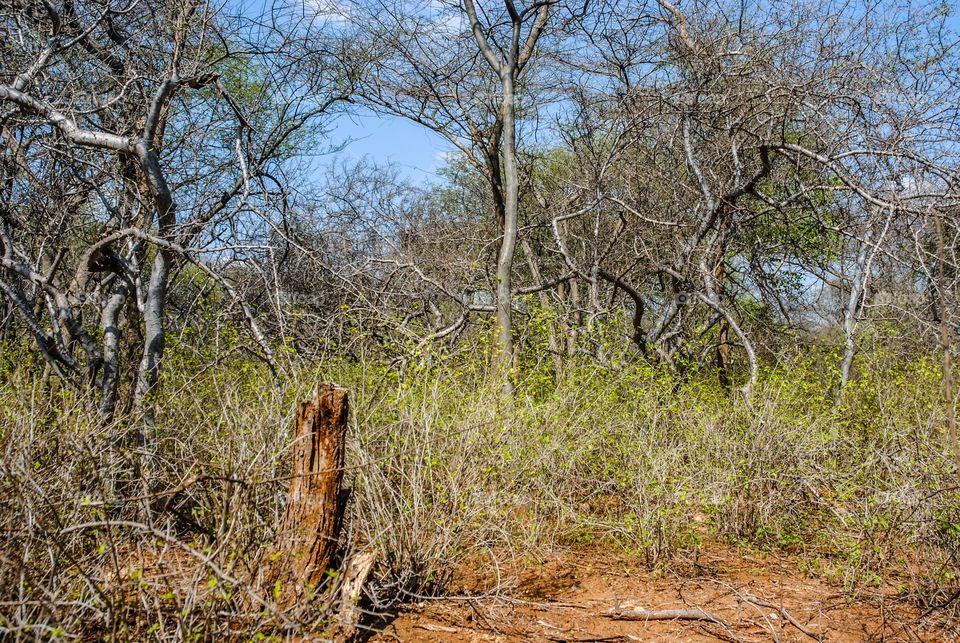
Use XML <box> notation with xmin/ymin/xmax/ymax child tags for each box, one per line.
<box><xmin>258</xmin><ymin>383</ymin><xmax>349</xmax><ymax>608</ymax></box>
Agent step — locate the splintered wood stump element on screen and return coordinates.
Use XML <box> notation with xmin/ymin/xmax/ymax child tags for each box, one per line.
<box><xmin>259</xmin><ymin>383</ymin><xmax>349</xmax><ymax>608</ymax></box>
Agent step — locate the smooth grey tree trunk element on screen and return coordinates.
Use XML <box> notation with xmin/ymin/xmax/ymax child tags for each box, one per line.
<box><xmin>98</xmin><ymin>284</ymin><xmax>128</xmax><ymax>420</ymax></box>
<box><xmin>838</xmin><ymin>228</ymin><xmax>876</xmax><ymax>401</ymax></box>
<box><xmin>496</xmin><ymin>68</ymin><xmax>519</xmax><ymax>394</ymax></box>
<box><xmin>134</xmin><ymin>250</ymin><xmax>170</xmax><ymax>451</ymax></box>
<box><xmin>462</xmin><ymin>0</ymin><xmax>549</xmax><ymax>395</ymax></box>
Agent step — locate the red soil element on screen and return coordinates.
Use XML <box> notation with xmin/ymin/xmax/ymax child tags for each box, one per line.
<box><xmin>371</xmin><ymin>544</ymin><xmax>957</xmax><ymax>642</ymax></box>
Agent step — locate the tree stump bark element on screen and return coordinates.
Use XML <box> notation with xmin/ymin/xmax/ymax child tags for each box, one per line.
<box><xmin>258</xmin><ymin>383</ymin><xmax>349</xmax><ymax>608</ymax></box>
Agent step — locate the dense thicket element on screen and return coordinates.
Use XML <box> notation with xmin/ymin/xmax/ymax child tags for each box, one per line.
<box><xmin>2</xmin><ymin>0</ymin><xmax>960</xmax><ymax>638</ymax></box>
<box><xmin>2</xmin><ymin>0</ymin><xmax>959</xmax><ymax>414</ymax></box>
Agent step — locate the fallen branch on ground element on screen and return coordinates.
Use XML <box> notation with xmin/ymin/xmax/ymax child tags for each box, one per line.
<box><xmin>742</xmin><ymin>594</ymin><xmax>823</xmax><ymax>641</ymax></box>
<box><xmin>605</xmin><ymin>606</ymin><xmax>728</xmax><ymax>627</ymax></box>
<box><xmin>415</xmin><ymin>623</ymin><xmax>459</xmax><ymax>633</ymax></box>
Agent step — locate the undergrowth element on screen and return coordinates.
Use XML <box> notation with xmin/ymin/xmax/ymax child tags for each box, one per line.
<box><xmin>0</xmin><ymin>340</ymin><xmax>958</xmax><ymax>639</ymax></box>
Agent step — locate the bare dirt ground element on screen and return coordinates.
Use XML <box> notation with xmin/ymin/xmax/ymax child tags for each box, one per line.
<box><xmin>368</xmin><ymin>544</ymin><xmax>958</xmax><ymax>642</ymax></box>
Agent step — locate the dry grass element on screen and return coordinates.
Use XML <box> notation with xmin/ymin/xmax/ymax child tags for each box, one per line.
<box><xmin>0</xmin><ymin>341</ymin><xmax>958</xmax><ymax>639</ymax></box>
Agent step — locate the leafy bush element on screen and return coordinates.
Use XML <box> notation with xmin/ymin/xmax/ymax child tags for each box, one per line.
<box><xmin>0</xmin><ymin>341</ymin><xmax>958</xmax><ymax>638</ymax></box>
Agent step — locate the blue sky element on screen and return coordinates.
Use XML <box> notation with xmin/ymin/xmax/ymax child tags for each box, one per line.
<box><xmin>328</xmin><ymin>110</ymin><xmax>454</xmax><ymax>180</ymax></box>
<box><xmin>316</xmin><ymin>0</ymin><xmax>960</xmax><ymax>184</ymax></box>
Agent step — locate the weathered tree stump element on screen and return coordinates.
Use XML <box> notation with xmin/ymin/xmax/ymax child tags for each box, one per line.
<box><xmin>258</xmin><ymin>383</ymin><xmax>349</xmax><ymax>608</ymax></box>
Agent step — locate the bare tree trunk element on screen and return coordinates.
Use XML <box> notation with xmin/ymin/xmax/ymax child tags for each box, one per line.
<box><xmin>716</xmin><ymin>320</ymin><xmax>731</xmax><ymax>387</ymax></box>
<box><xmin>695</xmin><ymin>288</ymin><xmax>757</xmax><ymax>399</ymax></box>
<box><xmin>838</xmin><ymin>230</ymin><xmax>874</xmax><ymax>401</ymax></box>
<box><xmin>564</xmin><ymin>232</ymin><xmax>582</xmax><ymax>357</ymax></box>
<box><xmin>462</xmin><ymin>0</ymin><xmax>549</xmax><ymax>395</ymax></box>
<box><xmin>521</xmin><ymin>237</ymin><xmax>562</xmax><ymax>374</ymax></box>
<box><xmin>99</xmin><ymin>284</ymin><xmax>127</xmax><ymax>420</ymax></box>
<box><xmin>597</xmin><ymin>268</ymin><xmax>646</xmax><ymax>353</ymax></box>
<box><xmin>258</xmin><ymin>383</ymin><xmax>349</xmax><ymax>608</ymax></box>
<box><xmin>133</xmin><ymin>250</ymin><xmax>170</xmax><ymax>452</ymax></box>
<box><xmin>936</xmin><ymin>214</ymin><xmax>959</xmax><ymax>467</ymax></box>
<box><xmin>495</xmin><ymin>68</ymin><xmax>519</xmax><ymax>395</ymax></box>
<box><xmin>696</xmin><ymin>219</ymin><xmax>756</xmax><ymax>398</ymax></box>
<box><xmin>713</xmin><ymin>221</ymin><xmax>731</xmax><ymax>390</ymax></box>
<box><xmin>132</xmin><ymin>140</ymin><xmax>176</xmax><ymax>479</ymax></box>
